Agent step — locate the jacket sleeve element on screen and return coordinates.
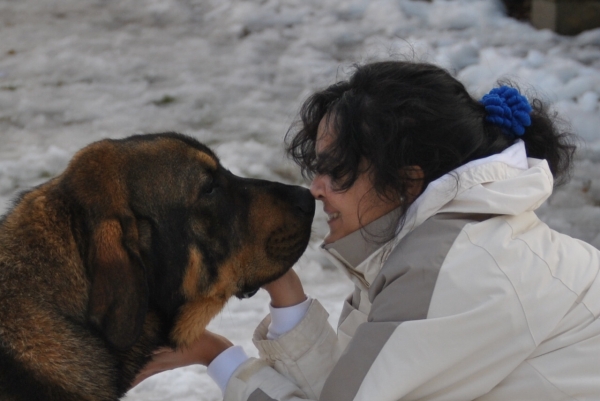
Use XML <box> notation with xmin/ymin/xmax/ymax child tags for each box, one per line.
<box><xmin>223</xmin><ymin>299</ymin><xmax>342</xmax><ymax>401</ymax></box>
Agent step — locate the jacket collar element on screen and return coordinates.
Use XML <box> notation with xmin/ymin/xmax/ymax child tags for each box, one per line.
<box><xmin>322</xmin><ymin>209</ymin><xmax>400</xmax><ymax>288</ymax></box>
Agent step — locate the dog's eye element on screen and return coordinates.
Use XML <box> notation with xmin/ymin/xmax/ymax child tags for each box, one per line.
<box><xmin>203</xmin><ymin>178</ymin><xmax>218</xmax><ymax>195</ymax></box>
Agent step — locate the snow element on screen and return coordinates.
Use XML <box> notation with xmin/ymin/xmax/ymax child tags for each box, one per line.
<box><xmin>0</xmin><ymin>0</ymin><xmax>599</xmax><ymax>399</ymax></box>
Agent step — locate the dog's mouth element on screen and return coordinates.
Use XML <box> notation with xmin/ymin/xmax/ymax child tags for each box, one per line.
<box><xmin>235</xmin><ymin>287</ymin><xmax>260</xmax><ymax>299</ymax></box>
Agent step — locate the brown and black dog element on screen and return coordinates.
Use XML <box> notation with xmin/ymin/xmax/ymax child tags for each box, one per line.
<box><xmin>0</xmin><ymin>133</ymin><xmax>315</xmax><ymax>401</ymax></box>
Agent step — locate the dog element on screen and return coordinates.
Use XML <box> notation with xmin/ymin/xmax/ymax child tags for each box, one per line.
<box><xmin>0</xmin><ymin>133</ymin><xmax>315</xmax><ymax>401</ymax></box>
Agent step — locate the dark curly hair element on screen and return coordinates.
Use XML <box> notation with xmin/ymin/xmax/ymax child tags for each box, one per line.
<box><xmin>285</xmin><ymin>61</ymin><xmax>576</xmax><ymax>239</ymax></box>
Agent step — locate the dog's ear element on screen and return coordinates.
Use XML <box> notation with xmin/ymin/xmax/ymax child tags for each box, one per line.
<box><xmin>88</xmin><ymin>215</ymin><xmax>148</xmax><ymax>351</ymax></box>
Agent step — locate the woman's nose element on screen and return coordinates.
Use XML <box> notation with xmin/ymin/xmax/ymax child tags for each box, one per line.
<box><xmin>309</xmin><ymin>174</ymin><xmax>326</xmax><ymax>200</ymax></box>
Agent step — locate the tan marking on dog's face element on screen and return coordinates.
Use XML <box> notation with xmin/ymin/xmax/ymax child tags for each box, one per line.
<box><xmin>190</xmin><ymin>149</ymin><xmax>218</xmax><ymax>171</ymax></box>
<box><xmin>241</xmin><ymin>191</ymin><xmax>296</xmax><ymax>280</ymax></box>
<box><xmin>170</xmin><ymin>297</ymin><xmax>227</xmax><ymax>348</ymax></box>
<box><xmin>171</xmin><ymin>251</ymin><xmax>244</xmax><ymax>347</ymax></box>
<box><xmin>236</xmin><ymin>185</ymin><xmax>314</xmax><ymax>296</ymax></box>
<box><xmin>182</xmin><ymin>247</ymin><xmax>203</xmax><ymax>300</ymax></box>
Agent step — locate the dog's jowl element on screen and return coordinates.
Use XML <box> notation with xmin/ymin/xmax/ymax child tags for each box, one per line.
<box><xmin>0</xmin><ymin>133</ymin><xmax>315</xmax><ymax>401</ymax></box>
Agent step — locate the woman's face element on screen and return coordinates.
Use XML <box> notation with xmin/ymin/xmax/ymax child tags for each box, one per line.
<box><xmin>310</xmin><ymin>116</ymin><xmax>401</xmax><ymax>244</ymax></box>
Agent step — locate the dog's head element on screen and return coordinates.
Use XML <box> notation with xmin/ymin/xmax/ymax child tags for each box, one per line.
<box><xmin>61</xmin><ymin>133</ymin><xmax>314</xmax><ymax>350</ymax></box>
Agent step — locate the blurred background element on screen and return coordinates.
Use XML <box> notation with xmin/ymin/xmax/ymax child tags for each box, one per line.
<box><xmin>1</xmin><ymin>0</ymin><xmax>599</xmax><ymax>399</ymax></box>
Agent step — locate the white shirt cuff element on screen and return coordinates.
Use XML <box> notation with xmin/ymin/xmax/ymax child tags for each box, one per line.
<box><xmin>267</xmin><ymin>297</ymin><xmax>312</xmax><ymax>340</ymax></box>
<box><xmin>207</xmin><ymin>345</ymin><xmax>249</xmax><ymax>394</ymax></box>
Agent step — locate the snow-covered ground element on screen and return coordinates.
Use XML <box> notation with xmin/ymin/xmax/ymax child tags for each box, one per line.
<box><xmin>1</xmin><ymin>0</ymin><xmax>599</xmax><ymax>399</ymax></box>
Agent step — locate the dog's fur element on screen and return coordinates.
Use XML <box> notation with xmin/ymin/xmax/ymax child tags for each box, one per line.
<box><xmin>0</xmin><ymin>133</ymin><xmax>315</xmax><ymax>400</ymax></box>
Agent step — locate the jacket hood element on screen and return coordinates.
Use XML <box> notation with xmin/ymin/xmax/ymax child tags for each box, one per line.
<box><xmin>412</xmin><ymin>140</ymin><xmax>553</xmax><ymax>226</ymax></box>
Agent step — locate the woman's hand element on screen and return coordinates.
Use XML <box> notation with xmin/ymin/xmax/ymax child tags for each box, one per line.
<box><xmin>131</xmin><ymin>330</ymin><xmax>233</xmax><ymax>388</ymax></box>
<box><xmin>132</xmin><ymin>271</ymin><xmax>306</xmax><ymax>390</ymax></box>
<box><xmin>262</xmin><ymin>269</ymin><xmax>307</xmax><ymax>308</ymax></box>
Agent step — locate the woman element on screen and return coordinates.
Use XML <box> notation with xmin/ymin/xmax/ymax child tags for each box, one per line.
<box><xmin>134</xmin><ymin>61</ymin><xmax>600</xmax><ymax>400</ymax></box>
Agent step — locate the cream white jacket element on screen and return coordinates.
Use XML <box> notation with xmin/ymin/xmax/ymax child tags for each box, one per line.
<box><xmin>223</xmin><ymin>141</ymin><xmax>600</xmax><ymax>401</ymax></box>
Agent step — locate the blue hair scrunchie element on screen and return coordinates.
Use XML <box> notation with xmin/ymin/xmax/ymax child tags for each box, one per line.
<box><xmin>480</xmin><ymin>86</ymin><xmax>532</xmax><ymax>138</ymax></box>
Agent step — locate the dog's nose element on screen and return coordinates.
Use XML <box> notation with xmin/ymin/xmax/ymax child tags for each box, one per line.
<box><xmin>293</xmin><ymin>187</ymin><xmax>316</xmax><ymax>216</ymax></box>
